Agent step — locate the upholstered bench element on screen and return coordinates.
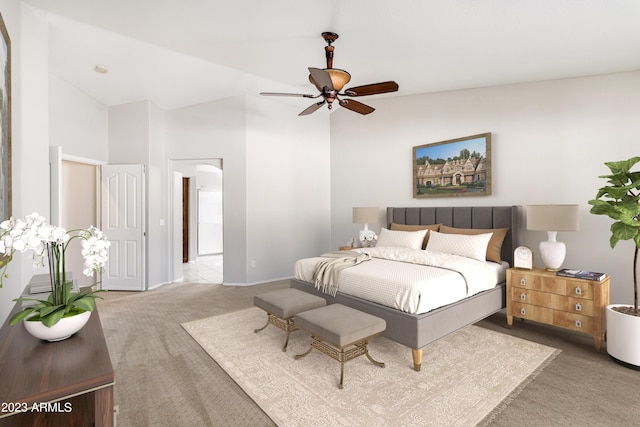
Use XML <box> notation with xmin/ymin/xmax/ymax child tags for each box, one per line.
<box><xmin>294</xmin><ymin>303</ymin><xmax>386</xmax><ymax>389</ymax></box>
<box><xmin>254</xmin><ymin>288</ymin><xmax>326</xmax><ymax>352</ymax></box>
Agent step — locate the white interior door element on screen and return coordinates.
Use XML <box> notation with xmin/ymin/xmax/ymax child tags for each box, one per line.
<box><xmin>101</xmin><ymin>164</ymin><xmax>145</xmax><ymax>291</ymax></box>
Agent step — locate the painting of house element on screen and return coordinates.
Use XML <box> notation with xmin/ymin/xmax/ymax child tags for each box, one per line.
<box><xmin>414</xmin><ymin>133</ymin><xmax>490</xmax><ymax>197</ymax></box>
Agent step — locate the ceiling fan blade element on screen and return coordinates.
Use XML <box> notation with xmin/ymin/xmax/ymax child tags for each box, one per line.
<box><xmin>343</xmin><ymin>81</ymin><xmax>399</xmax><ymax>97</ymax></box>
<box><xmin>308</xmin><ymin>67</ymin><xmax>334</xmax><ymax>91</ymax></box>
<box><xmin>298</xmin><ymin>100</ymin><xmax>326</xmax><ymax>116</ymax></box>
<box><xmin>339</xmin><ymin>99</ymin><xmax>375</xmax><ymax>115</ymax></box>
<box><xmin>260</xmin><ymin>92</ymin><xmax>316</xmax><ymax>98</ymax></box>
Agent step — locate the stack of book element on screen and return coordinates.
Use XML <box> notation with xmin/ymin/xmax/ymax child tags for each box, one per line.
<box><xmin>556</xmin><ymin>269</ymin><xmax>606</xmax><ymax>281</ymax></box>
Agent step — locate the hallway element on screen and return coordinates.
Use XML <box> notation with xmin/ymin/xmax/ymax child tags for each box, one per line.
<box><xmin>179</xmin><ymin>255</ymin><xmax>223</xmax><ymax>284</ymax></box>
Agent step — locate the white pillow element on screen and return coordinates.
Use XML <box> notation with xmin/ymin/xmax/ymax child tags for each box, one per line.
<box><xmin>375</xmin><ymin>228</ymin><xmax>428</xmax><ymax>249</ymax></box>
<box><xmin>426</xmin><ymin>230</ymin><xmax>493</xmax><ymax>261</ymax></box>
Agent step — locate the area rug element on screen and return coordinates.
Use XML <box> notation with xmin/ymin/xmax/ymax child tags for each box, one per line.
<box><xmin>182</xmin><ymin>307</ymin><xmax>559</xmax><ymax>427</ymax></box>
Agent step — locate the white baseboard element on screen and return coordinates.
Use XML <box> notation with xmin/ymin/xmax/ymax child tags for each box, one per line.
<box><xmin>148</xmin><ymin>281</ymin><xmax>172</xmax><ymax>291</ymax></box>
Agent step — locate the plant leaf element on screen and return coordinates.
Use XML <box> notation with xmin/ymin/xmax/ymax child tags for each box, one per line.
<box><xmin>40</xmin><ymin>308</ymin><xmax>66</xmax><ymax>327</ymax></box>
<box><xmin>38</xmin><ymin>304</ymin><xmax>65</xmax><ymax>318</ymax></box>
<box><xmin>610</xmin><ymin>221</ymin><xmax>640</xmax><ymax>248</ymax></box>
<box><xmin>9</xmin><ymin>308</ymin><xmax>35</xmax><ymax>326</ymax></box>
<box><xmin>605</xmin><ymin>157</ymin><xmax>640</xmax><ymax>175</ymax></box>
<box><xmin>71</xmin><ymin>296</ymin><xmax>96</xmax><ymax>312</ymax></box>
<box><xmin>66</xmin><ymin>287</ymin><xmax>104</xmax><ymax>305</ymax></box>
<box><xmin>12</xmin><ymin>297</ymin><xmax>53</xmax><ymax>307</ymax></box>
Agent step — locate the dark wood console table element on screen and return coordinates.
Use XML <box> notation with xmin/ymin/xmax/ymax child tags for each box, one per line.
<box><xmin>0</xmin><ymin>303</ymin><xmax>114</xmax><ymax>426</ymax></box>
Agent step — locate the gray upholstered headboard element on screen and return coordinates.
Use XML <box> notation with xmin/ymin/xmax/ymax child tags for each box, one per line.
<box><xmin>386</xmin><ymin>206</ymin><xmax>520</xmax><ymax>266</ymax></box>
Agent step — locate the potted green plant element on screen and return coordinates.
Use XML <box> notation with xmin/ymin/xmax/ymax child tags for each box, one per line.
<box><xmin>588</xmin><ymin>156</ymin><xmax>640</xmax><ymax>369</ymax></box>
<box><xmin>0</xmin><ymin>212</ymin><xmax>110</xmax><ymax>341</ymax></box>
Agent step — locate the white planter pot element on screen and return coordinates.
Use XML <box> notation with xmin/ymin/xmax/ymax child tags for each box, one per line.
<box><xmin>24</xmin><ymin>311</ymin><xmax>91</xmax><ymax>342</ymax></box>
<box><xmin>606</xmin><ymin>304</ymin><xmax>640</xmax><ymax>369</ymax></box>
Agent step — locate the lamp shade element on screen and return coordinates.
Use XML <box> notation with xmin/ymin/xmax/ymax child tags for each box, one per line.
<box><xmin>352</xmin><ymin>207</ymin><xmax>379</xmax><ymax>225</ymax></box>
<box><xmin>526</xmin><ymin>205</ymin><xmax>579</xmax><ymax>231</ymax></box>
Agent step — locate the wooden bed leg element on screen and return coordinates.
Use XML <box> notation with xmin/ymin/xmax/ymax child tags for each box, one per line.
<box><xmin>411</xmin><ymin>349</ymin><xmax>422</xmax><ymax>372</ymax></box>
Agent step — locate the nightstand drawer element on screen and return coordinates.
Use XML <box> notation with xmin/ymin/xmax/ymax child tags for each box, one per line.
<box><xmin>510</xmin><ymin>272</ymin><xmax>565</xmax><ymax>294</ymax></box>
<box><xmin>510</xmin><ymin>289</ymin><xmax>595</xmax><ymax>316</ymax></box>
<box><xmin>564</xmin><ymin>297</ymin><xmax>594</xmax><ymax>316</ymax></box>
<box><xmin>509</xmin><ymin>302</ymin><xmax>554</xmax><ymax>324</ymax></box>
<box><xmin>509</xmin><ymin>272</ymin><xmax>543</xmax><ymax>291</ymax></box>
<box><xmin>510</xmin><ymin>288</ymin><xmax>554</xmax><ymax>306</ymax></box>
<box><xmin>563</xmin><ymin>280</ymin><xmax>594</xmax><ymax>300</ymax></box>
<box><xmin>554</xmin><ymin>311</ymin><xmax>594</xmax><ymax>334</ymax></box>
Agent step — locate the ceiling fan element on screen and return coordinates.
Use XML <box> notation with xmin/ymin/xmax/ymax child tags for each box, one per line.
<box><xmin>260</xmin><ymin>32</ymin><xmax>399</xmax><ymax>116</ymax></box>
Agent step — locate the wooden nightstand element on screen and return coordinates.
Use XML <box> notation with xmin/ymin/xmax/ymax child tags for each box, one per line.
<box><xmin>506</xmin><ymin>268</ymin><xmax>610</xmax><ymax>351</ymax></box>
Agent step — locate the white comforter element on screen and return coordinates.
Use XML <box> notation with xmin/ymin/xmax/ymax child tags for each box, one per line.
<box><xmin>294</xmin><ymin>247</ymin><xmax>507</xmax><ymax>314</ymax></box>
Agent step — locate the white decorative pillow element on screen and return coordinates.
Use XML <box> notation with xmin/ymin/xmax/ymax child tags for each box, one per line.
<box><xmin>375</xmin><ymin>228</ymin><xmax>428</xmax><ymax>250</ymax></box>
<box><xmin>426</xmin><ymin>230</ymin><xmax>493</xmax><ymax>261</ymax></box>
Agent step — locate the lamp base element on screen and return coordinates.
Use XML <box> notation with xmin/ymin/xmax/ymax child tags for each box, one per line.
<box><xmin>539</xmin><ymin>231</ymin><xmax>566</xmax><ymax>271</ymax></box>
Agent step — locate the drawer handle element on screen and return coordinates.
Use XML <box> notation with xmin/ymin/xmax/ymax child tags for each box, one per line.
<box><xmin>575</xmin><ymin>302</ymin><xmax>582</xmax><ymax>312</ymax></box>
<box><xmin>520</xmin><ymin>292</ymin><xmax>527</xmax><ymax>301</ymax></box>
<box><xmin>520</xmin><ymin>278</ymin><xmax>527</xmax><ymax>286</ymax></box>
<box><xmin>575</xmin><ymin>319</ymin><xmax>582</xmax><ymax>328</ymax></box>
<box><xmin>575</xmin><ymin>286</ymin><xmax>582</xmax><ymax>295</ymax></box>
<box><xmin>520</xmin><ymin>307</ymin><xmax>527</xmax><ymax>316</ymax></box>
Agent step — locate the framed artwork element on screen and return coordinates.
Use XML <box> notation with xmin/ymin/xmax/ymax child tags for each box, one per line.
<box><xmin>413</xmin><ymin>133</ymin><xmax>491</xmax><ymax>198</ymax></box>
<box><xmin>0</xmin><ymin>12</ymin><xmax>10</xmax><ymax>268</ymax></box>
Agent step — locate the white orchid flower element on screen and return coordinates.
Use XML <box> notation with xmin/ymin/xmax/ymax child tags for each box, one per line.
<box><xmin>0</xmin><ymin>212</ymin><xmax>111</xmax><ymax>288</ymax></box>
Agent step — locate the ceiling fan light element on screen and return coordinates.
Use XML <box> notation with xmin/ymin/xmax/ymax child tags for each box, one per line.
<box><xmin>308</xmin><ymin>68</ymin><xmax>351</xmax><ymax>92</ymax></box>
<box><xmin>327</xmin><ymin>69</ymin><xmax>351</xmax><ymax>91</ymax></box>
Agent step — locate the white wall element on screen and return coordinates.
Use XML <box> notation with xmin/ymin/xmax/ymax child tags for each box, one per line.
<box><xmin>108</xmin><ymin>101</ymin><xmax>149</xmax><ymax>164</ymax></box>
<box><xmin>330</xmin><ymin>71</ymin><xmax>640</xmax><ymax>305</ymax></box>
<box><xmin>166</xmin><ymin>96</ymin><xmax>249</xmax><ymax>283</ymax></box>
<box><xmin>196</xmin><ymin>166</ymin><xmax>223</xmax><ymax>256</ymax></box>
<box><xmin>108</xmin><ymin>100</ymin><xmax>169</xmax><ymax>289</ymax></box>
<box><xmin>172</xmin><ymin>170</ymin><xmax>182</xmax><ymax>281</ymax></box>
<box><xmin>246</xmin><ymin>95</ymin><xmax>331</xmax><ymax>283</ymax></box>
<box><xmin>0</xmin><ymin>2</ymin><xmax>50</xmax><ymax>324</ymax></box>
<box><xmin>147</xmin><ymin>101</ymin><xmax>168</xmax><ymax>287</ymax></box>
<box><xmin>197</xmin><ymin>189</ymin><xmax>222</xmax><ymax>255</ymax></box>
<box><xmin>49</xmin><ymin>75</ymin><xmax>108</xmax><ymax>162</ymax></box>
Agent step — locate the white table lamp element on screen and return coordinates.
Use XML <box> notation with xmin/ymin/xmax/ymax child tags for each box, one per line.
<box><xmin>526</xmin><ymin>204</ymin><xmax>579</xmax><ymax>271</ymax></box>
<box><xmin>353</xmin><ymin>207</ymin><xmax>379</xmax><ymax>243</ymax></box>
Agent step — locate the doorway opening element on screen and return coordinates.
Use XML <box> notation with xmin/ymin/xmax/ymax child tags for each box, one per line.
<box><xmin>60</xmin><ymin>160</ymin><xmax>98</xmax><ymax>289</ymax></box>
<box><xmin>171</xmin><ymin>159</ymin><xmax>223</xmax><ymax>284</ymax></box>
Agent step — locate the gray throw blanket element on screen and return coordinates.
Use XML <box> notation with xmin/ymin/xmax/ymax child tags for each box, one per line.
<box><xmin>312</xmin><ymin>250</ymin><xmax>372</xmax><ymax>296</ymax></box>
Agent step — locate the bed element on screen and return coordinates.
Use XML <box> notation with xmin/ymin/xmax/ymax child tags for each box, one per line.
<box><xmin>290</xmin><ymin>205</ymin><xmax>520</xmax><ymax>371</ymax></box>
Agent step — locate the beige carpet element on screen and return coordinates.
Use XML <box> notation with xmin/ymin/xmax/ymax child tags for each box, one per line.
<box><xmin>183</xmin><ymin>307</ymin><xmax>560</xmax><ymax>427</ymax></box>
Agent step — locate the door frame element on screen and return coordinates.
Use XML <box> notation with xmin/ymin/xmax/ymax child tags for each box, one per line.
<box><xmin>49</xmin><ymin>147</ymin><xmax>105</xmax><ymax>227</ymax></box>
<box><xmin>168</xmin><ymin>158</ymin><xmax>223</xmax><ymax>283</ymax></box>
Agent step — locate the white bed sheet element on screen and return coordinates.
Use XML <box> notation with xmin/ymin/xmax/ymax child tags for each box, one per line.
<box><xmin>294</xmin><ymin>247</ymin><xmax>508</xmax><ymax>315</ymax></box>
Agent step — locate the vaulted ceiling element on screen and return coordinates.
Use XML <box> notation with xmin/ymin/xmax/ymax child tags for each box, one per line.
<box><xmin>23</xmin><ymin>0</ymin><xmax>640</xmax><ymax>110</ymax></box>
